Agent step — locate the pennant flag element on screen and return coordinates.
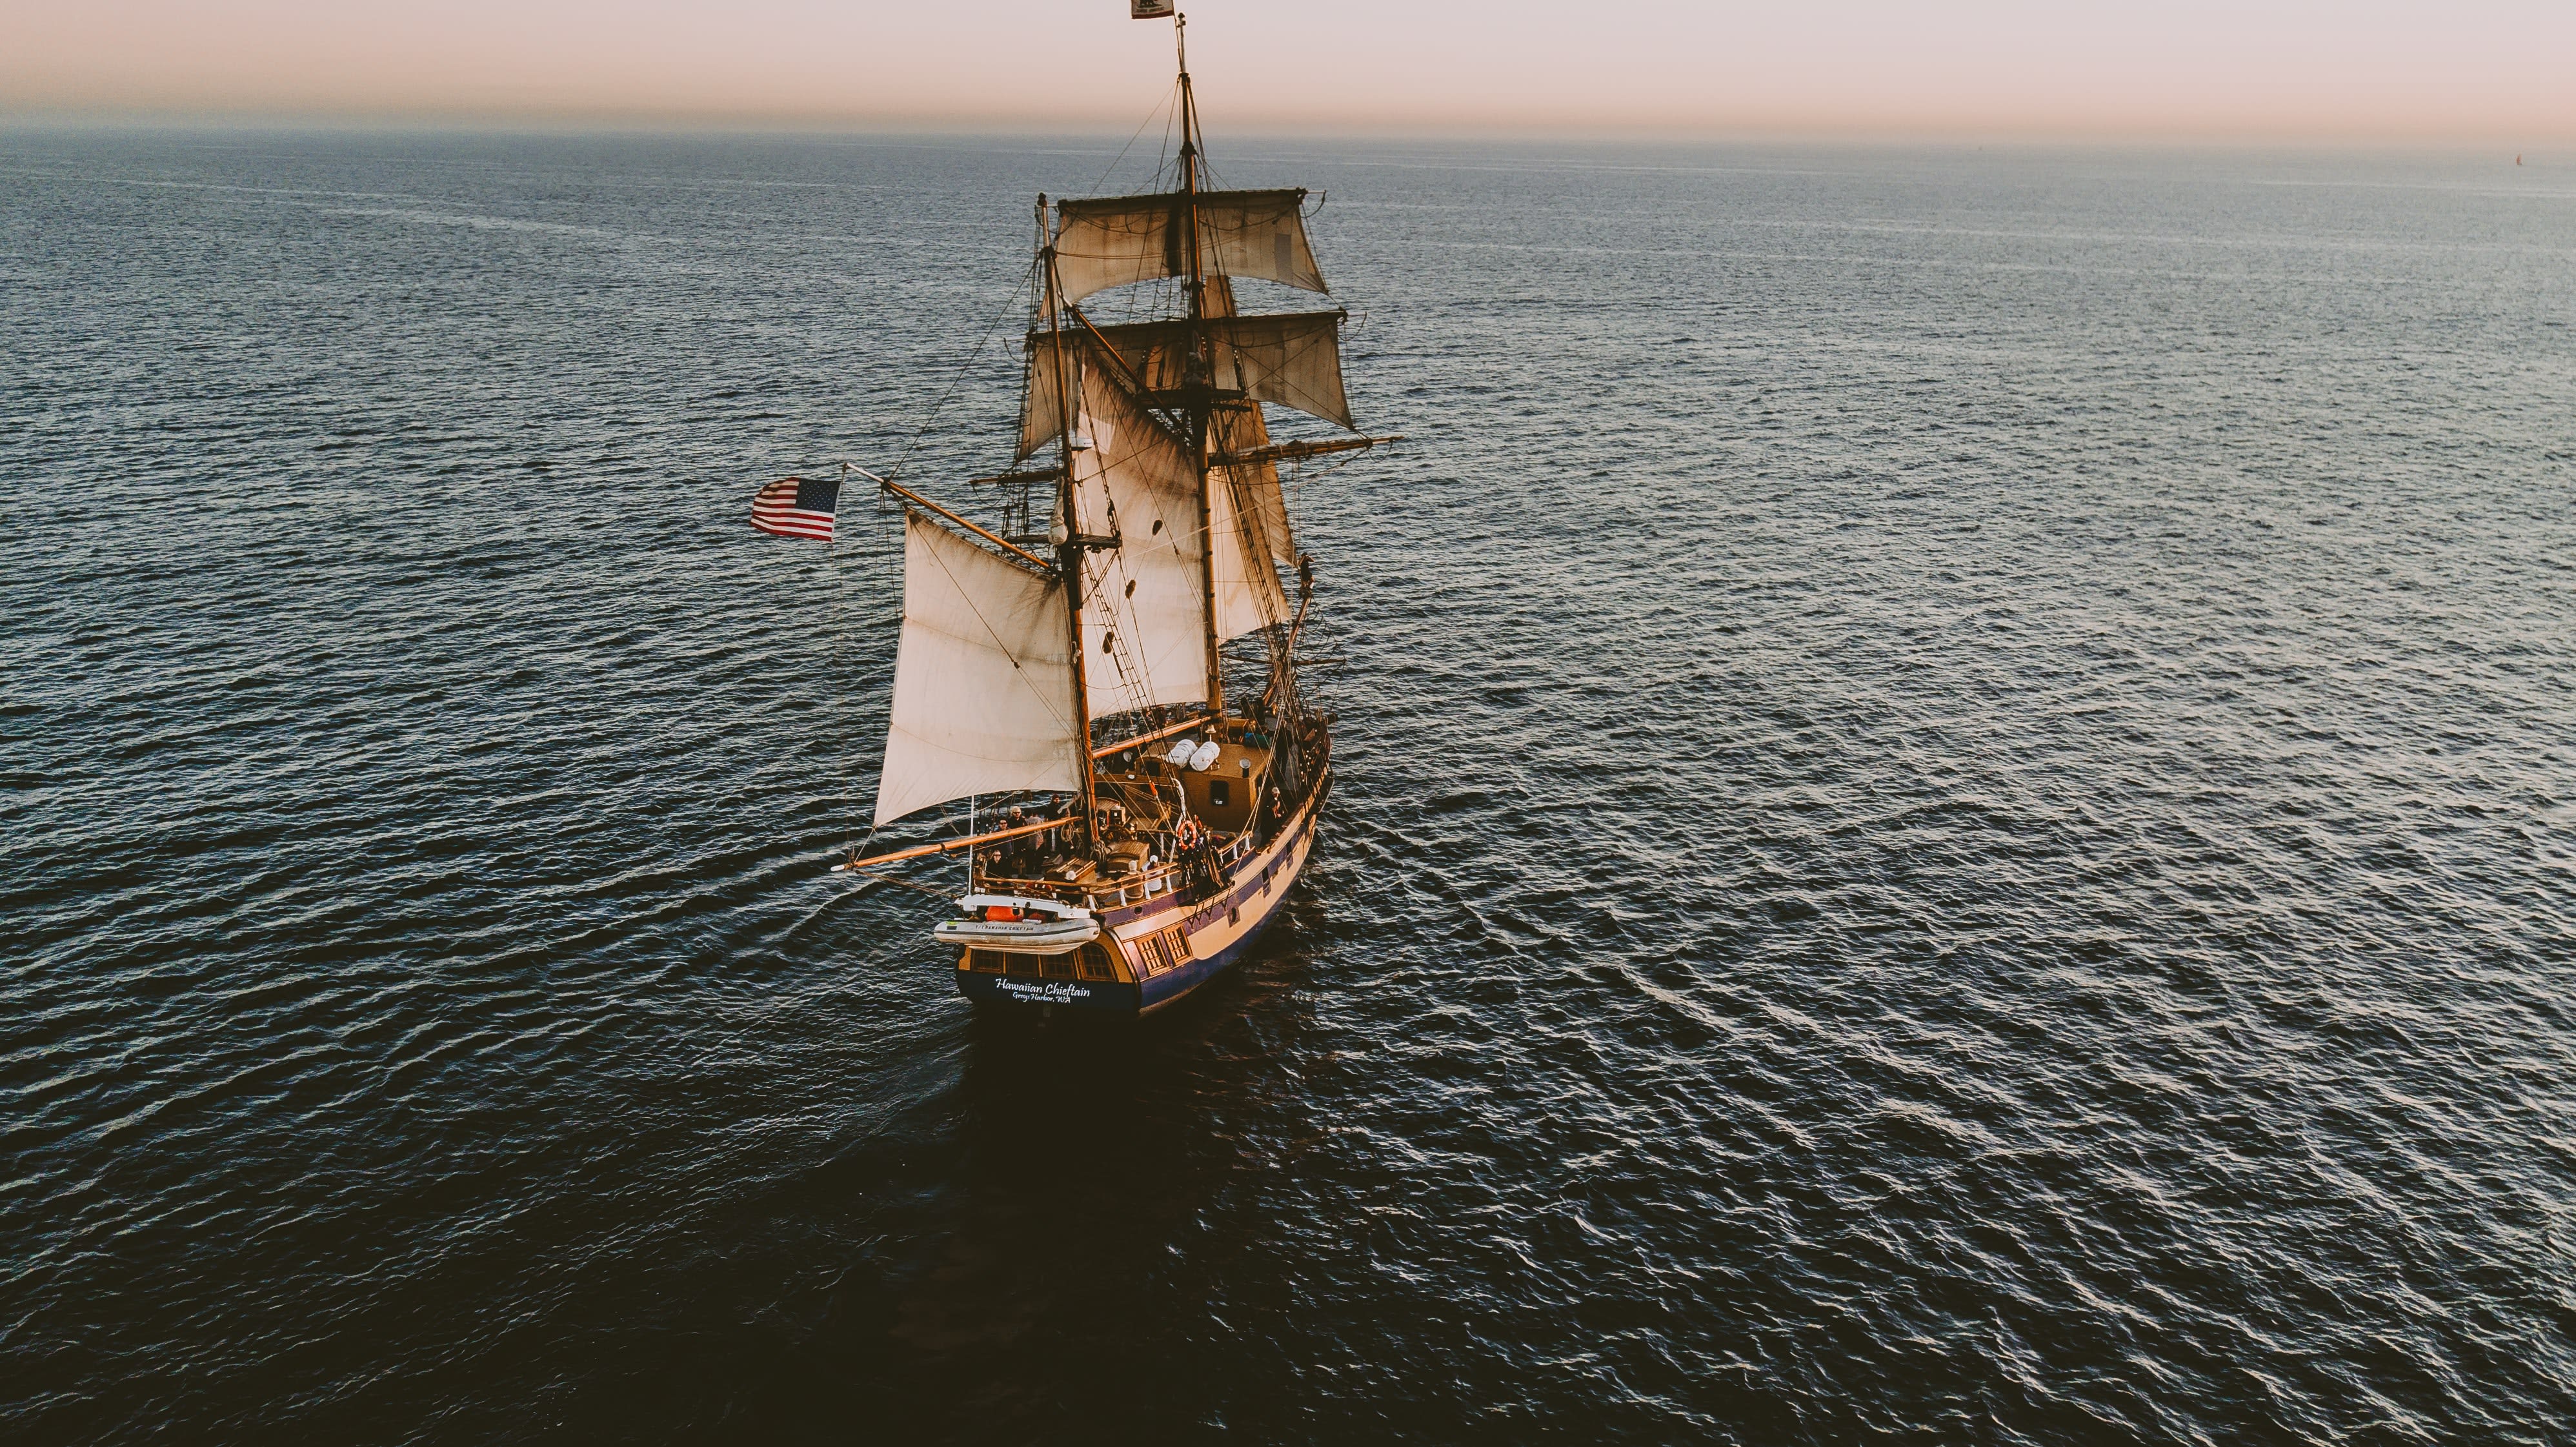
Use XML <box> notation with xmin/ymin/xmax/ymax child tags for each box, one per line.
<box><xmin>751</xmin><ymin>476</ymin><xmax>838</xmax><ymax>542</ymax></box>
<box><xmin>1131</xmin><ymin>0</ymin><xmax>1174</xmax><ymax>17</ymax></box>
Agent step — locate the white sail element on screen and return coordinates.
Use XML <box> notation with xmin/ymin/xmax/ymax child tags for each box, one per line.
<box><xmin>1202</xmin><ymin>311</ymin><xmax>1351</xmax><ymax>430</ymax></box>
<box><xmin>1209</xmin><ymin>442</ymin><xmax>1290</xmax><ymax>641</ymax></box>
<box><xmin>1020</xmin><ymin>311</ymin><xmax>1352</xmax><ymax>458</ymax></box>
<box><xmin>1017</xmin><ymin>327</ymin><xmax>1075</xmax><ymax>463</ymax></box>
<box><xmin>1203</xmin><ymin>286</ymin><xmax>1299</xmax><ymax>567</ymax></box>
<box><xmin>1208</xmin><ymin>387</ymin><xmax>1296</xmax><ymax>567</ymax></box>
<box><xmin>1071</xmin><ymin>367</ymin><xmax>1211</xmax><ymax>720</ymax></box>
<box><xmin>1053</xmin><ymin>188</ymin><xmax>1327</xmax><ymax>304</ymax></box>
<box><xmin>873</xmin><ymin>514</ymin><xmax>1081</xmax><ymax>826</ymax></box>
<box><xmin>1240</xmin><ymin>463</ymin><xmax>1294</xmax><ymax>565</ymax></box>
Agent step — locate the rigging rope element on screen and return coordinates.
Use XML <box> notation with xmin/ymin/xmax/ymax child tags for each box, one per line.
<box><xmin>828</xmin><ymin>267</ymin><xmax>1038</xmax><ymax>867</ymax></box>
<box><xmin>829</xmin><ymin>61</ymin><xmax>1318</xmax><ymax>878</ymax></box>
<box><xmin>1087</xmin><ymin>85</ymin><xmax>1176</xmax><ymax>198</ymax></box>
<box><xmin>877</xmin><ymin>272</ymin><xmax>1034</xmax><ymax>491</ymax></box>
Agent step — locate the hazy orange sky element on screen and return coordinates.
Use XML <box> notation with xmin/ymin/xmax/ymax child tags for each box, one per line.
<box><xmin>4</xmin><ymin>1</ymin><xmax>2570</xmax><ymax>141</ymax></box>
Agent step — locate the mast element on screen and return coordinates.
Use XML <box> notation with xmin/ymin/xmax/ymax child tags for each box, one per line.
<box><xmin>1176</xmin><ymin>14</ymin><xmax>1201</xmax><ymax>214</ymax></box>
<box><xmin>869</xmin><ymin>13</ymin><xmax>1378</xmax><ymax>851</ymax></box>
<box><xmin>1040</xmin><ymin>194</ymin><xmax>1099</xmax><ymax>839</ymax></box>
<box><xmin>1174</xmin><ymin>13</ymin><xmax>1225</xmax><ymax>718</ymax></box>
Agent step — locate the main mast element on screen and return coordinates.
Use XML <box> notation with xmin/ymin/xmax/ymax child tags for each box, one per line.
<box><xmin>1174</xmin><ymin>13</ymin><xmax>1225</xmax><ymax>717</ymax></box>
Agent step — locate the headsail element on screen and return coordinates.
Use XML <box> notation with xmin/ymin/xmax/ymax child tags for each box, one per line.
<box><xmin>1051</xmin><ymin>188</ymin><xmax>1327</xmax><ymax>304</ymax></box>
<box><xmin>873</xmin><ymin>513</ymin><xmax>1081</xmax><ymax>825</ymax></box>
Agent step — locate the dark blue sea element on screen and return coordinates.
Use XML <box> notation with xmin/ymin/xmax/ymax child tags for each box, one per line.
<box><xmin>4</xmin><ymin>126</ymin><xmax>2573</xmax><ymax>1444</ymax></box>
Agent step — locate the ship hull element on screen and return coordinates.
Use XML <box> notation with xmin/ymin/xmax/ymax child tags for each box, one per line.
<box><xmin>956</xmin><ymin>764</ymin><xmax>1329</xmax><ymax>1020</ymax></box>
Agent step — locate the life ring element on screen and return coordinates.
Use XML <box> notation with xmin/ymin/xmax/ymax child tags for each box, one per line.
<box><xmin>1174</xmin><ymin>817</ymin><xmax>1206</xmax><ymax>851</ymax></box>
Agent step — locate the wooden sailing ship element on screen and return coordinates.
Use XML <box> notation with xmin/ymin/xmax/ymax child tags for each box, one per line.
<box><xmin>843</xmin><ymin>12</ymin><xmax>1392</xmax><ymax>1019</ymax></box>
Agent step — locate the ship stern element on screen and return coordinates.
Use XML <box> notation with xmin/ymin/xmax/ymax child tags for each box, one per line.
<box><xmin>953</xmin><ymin>945</ymin><xmax>1142</xmax><ymax>1018</ymax></box>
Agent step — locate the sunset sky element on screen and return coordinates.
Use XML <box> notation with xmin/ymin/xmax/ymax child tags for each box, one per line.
<box><xmin>5</xmin><ymin>1</ymin><xmax>2570</xmax><ymax>141</ymax></box>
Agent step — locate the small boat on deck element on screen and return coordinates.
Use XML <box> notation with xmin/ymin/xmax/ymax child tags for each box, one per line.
<box><xmin>835</xmin><ymin>8</ymin><xmax>1392</xmax><ymax>1020</ymax></box>
<box><xmin>931</xmin><ymin>895</ymin><xmax>1100</xmax><ymax>956</ymax></box>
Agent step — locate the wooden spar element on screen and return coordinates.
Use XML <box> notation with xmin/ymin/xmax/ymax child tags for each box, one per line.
<box><xmin>834</xmin><ymin>815</ymin><xmax>1072</xmax><ymax>871</ymax></box>
<box><xmin>1194</xmin><ymin>427</ymin><xmax>1224</xmax><ymax>719</ymax></box>
<box><xmin>1062</xmin><ymin>308</ymin><xmax>1143</xmax><ymax>387</ymax></box>
<box><xmin>880</xmin><ymin>478</ymin><xmax>1052</xmax><ymax>571</ymax></box>
<box><xmin>967</xmin><ymin>465</ymin><xmax>1064</xmax><ymax>487</ymax></box>
<box><xmin>1059</xmin><ymin>306</ymin><xmax>1191</xmax><ymax>447</ymax></box>
<box><xmin>1214</xmin><ymin>435</ymin><xmax>1404</xmax><ymax>469</ymax></box>
<box><xmin>1041</xmin><ymin>208</ymin><xmax>1102</xmax><ymax>846</ymax></box>
<box><xmin>1091</xmin><ymin>710</ymin><xmax>1215</xmax><ymax>760</ymax></box>
<box><xmin>1167</xmin><ymin>14</ymin><xmax>1225</xmax><ymax>722</ymax></box>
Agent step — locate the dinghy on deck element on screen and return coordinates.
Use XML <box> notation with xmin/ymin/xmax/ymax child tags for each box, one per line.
<box><xmin>931</xmin><ymin>896</ymin><xmax>1100</xmax><ymax>955</ymax></box>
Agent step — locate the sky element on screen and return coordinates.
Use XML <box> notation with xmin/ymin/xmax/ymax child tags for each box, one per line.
<box><xmin>4</xmin><ymin>1</ymin><xmax>2571</xmax><ymax>142</ymax></box>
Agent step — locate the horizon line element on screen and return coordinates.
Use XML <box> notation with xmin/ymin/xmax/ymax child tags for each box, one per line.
<box><xmin>6</xmin><ymin>106</ymin><xmax>2569</xmax><ymax>152</ymax></box>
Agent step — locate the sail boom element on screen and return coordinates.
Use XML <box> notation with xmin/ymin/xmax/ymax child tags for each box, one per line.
<box><xmin>835</xmin><ymin>814</ymin><xmax>1074</xmax><ymax>871</ymax></box>
<box><xmin>1089</xmin><ymin>709</ymin><xmax>1216</xmax><ymax>759</ymax></box>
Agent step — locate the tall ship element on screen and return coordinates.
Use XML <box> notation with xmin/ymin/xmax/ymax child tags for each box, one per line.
<box><xmin>841</xmin><ymin>10</ymin><xmax>1392</xmax><ymax>1019</ymax></box>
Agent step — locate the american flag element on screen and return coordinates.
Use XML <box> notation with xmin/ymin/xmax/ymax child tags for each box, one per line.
<box><xmin>750</xmin><ymin>476</ymin><xmax>838</xmax><ymax>543</ymax></box>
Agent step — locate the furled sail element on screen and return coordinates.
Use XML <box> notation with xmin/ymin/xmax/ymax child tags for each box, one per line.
<box><xmin>1069</xmin><ymin>365</ymin><xmax>1210</xmax><ymax>720</ymax></box>
<box><xmin>873</xmin><ymin>514</ymin><xmax>1080</xmax><ymax>825</ymax></box>
<box><xmin>1020</xmin><ymin>311</ymin><xmax>1352</xmax><ymax>456</ymax></box>
<box><xmin>1052</xmin><ymin>188</ymin><xmax>1327</xmax><ymax>303</ymax></box>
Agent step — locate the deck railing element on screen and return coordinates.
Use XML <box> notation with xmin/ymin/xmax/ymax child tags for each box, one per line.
<box><xmin>972</xmin><ymin>827</ymin><xmax>1267</xmax><ymax>913</ymax></box>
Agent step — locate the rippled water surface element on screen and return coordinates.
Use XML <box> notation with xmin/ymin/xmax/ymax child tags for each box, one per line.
<box><xmin>5</xmin><ymin>127</ymin><xmax>2575</xmax><ymax>1444</ymax></box>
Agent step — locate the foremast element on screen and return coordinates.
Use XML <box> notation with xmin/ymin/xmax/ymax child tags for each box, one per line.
<box><xmin>1038</xmin><ymin>196</ymin><xmax>1100</xmax><ymax>846</ymax></box>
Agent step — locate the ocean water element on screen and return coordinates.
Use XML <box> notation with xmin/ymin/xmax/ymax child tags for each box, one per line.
<box><xmin>3</xmin><ymin>126</ymin><xmax>2573</xmax><ymax>1444</ymax></box>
